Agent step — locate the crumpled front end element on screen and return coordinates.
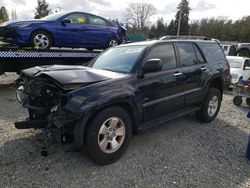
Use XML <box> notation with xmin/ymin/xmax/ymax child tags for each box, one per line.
<box><xmin>15</xmin><ymin>76</ymin><xmax>77</xmax><ymax>130</ymax></box>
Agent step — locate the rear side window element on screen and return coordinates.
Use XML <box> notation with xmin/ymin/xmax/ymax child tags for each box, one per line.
<box><xmin>88</xmin><ymin>15</ymin><xmax>107</xmax><ymax>26</ymax></box>
<box><xmin>198</xmin><ymin>42</ymin><xmax>226</xmax><ymax>63</ymax></box>
<box><xmin>146</xmin><ymin>44</ymin><xmax>177</xmax><ymax>70</ymax></box>
<box><xmin>177</xmin><ymin>43</ymin><xmax>197</xmax><ymax>66</ymax></box>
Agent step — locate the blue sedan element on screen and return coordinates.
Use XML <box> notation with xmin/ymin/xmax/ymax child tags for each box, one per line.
<box><xmin>0</xmin><ymin>11</ymin><xmax>129</xmax><ymax>50</ymax></box>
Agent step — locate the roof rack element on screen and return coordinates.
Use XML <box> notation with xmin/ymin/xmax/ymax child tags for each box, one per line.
<box><xmin>159</xmin><ymin>35</ymin><xmax>212</xmax><ymax>40</ymax></box>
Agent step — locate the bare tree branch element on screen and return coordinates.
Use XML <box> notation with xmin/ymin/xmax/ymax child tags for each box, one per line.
<box><xmin>124</xmin><ymin>2</ymin><xmax>157</xmax><ymax>29</ymax></box>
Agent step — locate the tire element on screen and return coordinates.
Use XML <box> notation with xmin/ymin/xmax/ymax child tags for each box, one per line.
<box><xmin>30</xmin><ymin>30</ymin><xmax>52</xmax><ymax>49</ymax></box>
<box><xmin>233</xmin><ymin>96</ymin><xmax>243</xmax><ymax>106</ymax></box>
<box><xmin>196</xmin><ymin>88</ymin><xmax>222</xmax><ymax>123</ymax></box>
<box><xmin>107</xmin><ymin>38</ymin><xmax>119</xmax><ymax>48</ymax></box>
<box><xmin>246</xmin><ymin>98</ymin><xmax>250</xmax><ymax>106</ymax></box>
<box><xmin>84</xmin><ymin>106</ymin><xmax>132</xmax><ymax>165</ymax></box>
<box><xmin>238</xmin><ymin>49</ymin><xmax>250</xmax><ymax>57</ymax></box>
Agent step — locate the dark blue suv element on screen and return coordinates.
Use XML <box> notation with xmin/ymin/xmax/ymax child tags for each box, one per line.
<box><xmin>0</xmin><ymin>11</ymin><xmax>129</xmax><ymax>50</ymax></box>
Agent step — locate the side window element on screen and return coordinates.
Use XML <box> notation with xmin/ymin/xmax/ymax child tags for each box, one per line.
<box><xmin>244</xmin><ymin>60</ymin><xmax>250</xmax><ymax>68</ymax></box>
<box><xmin>146</xmin><ymin>44</ymin><xmax>177</xmax><ymax>70</ymax></box>
<box><xmin>66</xmin><ymin>13</ymin><xmax>87</xmax><ymax>24</ymax></box>
<box><xmin>194</xmin><ymin>45</ymin><xmax>205</xmax><ymax>64</ymax></box>
<box><xmin>198</xmin><ymin>42</ymin><xmax>226</xmax><ymax>63</ymax></box>
<box><xmin>177</xmin><ymin>43</ymin><xmax>197</xmax><ymax>66</ymax></box>
<box><xmin>88</xmin><ymin>15</ymin><xmax>107</xmax><ymax>26</ymax></box>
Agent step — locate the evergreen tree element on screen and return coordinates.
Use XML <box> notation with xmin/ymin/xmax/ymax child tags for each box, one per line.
<box><xmin>156</xmin><ymin>17</ymin><xmax>167</xmax><ymax>38</ymax></box>
<box><xmin>167</xmin><ymin>19</ymin><xmax>176</xmax><ymax>35</ymax></box>
<box><xmin>148</xmin><ymin>25</ymin><xmax>157</xmax><ymax>39</ymax></box>
<box><xmin>175</xmin><ymin>0</ymin><xmax>191</xmax><ymax>35</ymax></box>
<box><xmin>0</xmin><ymin>6</ymin><xmax>9</xmax><ymax>22</ymax></box>
<box><xmin>34</xmin><ymin>0</ymin><xmax>51</xmax><ymax>19</ymax></box>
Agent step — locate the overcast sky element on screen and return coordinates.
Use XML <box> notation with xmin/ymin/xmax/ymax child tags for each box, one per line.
<box><xmin>1</xmin><ymin>0</ymin><xmax>250</xmax><ymax>23</ymax></box>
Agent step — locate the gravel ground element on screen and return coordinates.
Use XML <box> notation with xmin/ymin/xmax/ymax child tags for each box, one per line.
<box><xmin>0</xmin><ymin>73</ymin><xmax>250</xmax><ymax>188</ymax></box>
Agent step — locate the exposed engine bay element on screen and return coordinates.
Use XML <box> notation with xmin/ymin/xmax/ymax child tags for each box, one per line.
<box><xmin>15</xmin><ymin>76</ymin><xmax>70</xmax><ymax>129</ymax></box>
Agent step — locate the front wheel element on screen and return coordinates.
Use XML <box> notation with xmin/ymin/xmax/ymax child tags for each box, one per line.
<box><xmin>30</xmin><ymin>30</ymin><xmax>52</xmax><ymax>49</ymax></box>
<box><xmin>196</xmin><ymin>88</ymin><xmax>222</xmax><ymax>122</ymax></box>
<box><xmin>84</xmin><ymin>106</ymin><xmax>132</xmax><ymax>165</ymax></box>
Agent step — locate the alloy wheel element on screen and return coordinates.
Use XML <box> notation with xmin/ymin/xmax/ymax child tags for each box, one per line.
<box><xmin>207</xmin><ymin>96</ymin><xmax>219</xmax><ymax>117</ymax></box>
<box><xmin>98</xmin><ymin>117</ymin><xmax>125</xmax><ymax>154</ymax></box>
<box><xmin>34</xmin><ymin>34</ymin><xmax>50</xmax><ymax>49</ymax></box>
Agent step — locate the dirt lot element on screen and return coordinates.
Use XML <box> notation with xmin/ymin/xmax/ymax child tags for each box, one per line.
<box><xmin>0</xmin><ymin>73</ymin><xmax>250</xmax><ymax>188</ymax></box>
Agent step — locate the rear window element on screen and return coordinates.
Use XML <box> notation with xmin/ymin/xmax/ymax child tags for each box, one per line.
<box><xmin>198</xmin><ymin>42</ymin><xmax>226</xmax><ymax>63</ymax></box>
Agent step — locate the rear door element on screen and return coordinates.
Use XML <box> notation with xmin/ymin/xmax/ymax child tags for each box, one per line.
<box><xmin>138</xmin><ymin>43</ymin><xmax>185</xmax><ymax>122</ymax></box>
<box><xmin>176</xmin><ymin>42</ymin><xmax>207</xmax><ymax>106</ymax></box>
<box><xmin>83</xmin><ymin>15</ymin><xmax>114</xmax><ymax>48</ymax></box>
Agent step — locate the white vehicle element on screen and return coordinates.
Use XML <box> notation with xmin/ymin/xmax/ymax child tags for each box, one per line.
<box><xmin>221</xmin><ymin>44</ymin><xmax>237</xmax><ymax>56</ymax></box>
<box><xmin>227</xmin><ymin>56</ymin><xmax>250</xmax><ymax>84</ymax></box>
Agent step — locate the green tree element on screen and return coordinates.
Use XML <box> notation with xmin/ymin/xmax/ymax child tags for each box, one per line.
<box><xmin>167</xmin><ymin>19</ymin><xmax>176</xmax><ymax>35</ymax></box>
<box><xmin>34</xmin><ymin>0</ymin><xmax>51</xmax><ymax>19</ymax></box>
<box><xmin>156</xmin><ymin>17</ymin><xmax>167</xmax><ymax>38</ymax></box>
<box><xmin>175</xmin><ymin>0</ymin><xmax>191</xmax><ymax>35</ymax></box>
<box><xmin>0</xmin><ymin>6</ymin><xmax>9</xmax><ymax>23</ymax></box>
<box><xmin>148</xmin><ymin>25</ymin><xmax>157</xmax><ymax>39</ymax></box>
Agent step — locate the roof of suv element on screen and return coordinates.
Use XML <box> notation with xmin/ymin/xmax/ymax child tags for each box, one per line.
<box><xmin>120</xmin><ymin>39</ymin><xmax>218</xmax><ymax>47</ymax></box>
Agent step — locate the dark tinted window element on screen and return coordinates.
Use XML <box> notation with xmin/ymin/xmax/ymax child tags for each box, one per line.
<box><xmin>199</xmin><ymin>42</ymin><xmax>225</xmax><ymax>63</ymax></box>
<box><xmin>146</xmin><ymin>44</ymin><xmax>177</xmax><ymax>70</ymax></box>
<box><xmin>88</xmin><ymin>15</ymin><xmax>107</xmax><ymax>26</ymax></box>
<box><xmin>244</xmin><ymin>59</ymin><xmax>250</xmax><ymax>67</ymax></box>
<box><xmin>66</xmin><ymin>13</ymin><xmax>87</xmax><ymax>24</ymax></box>
<box><xmin>194</xmin><ymin>45</ymin><xmax>205</xmax><ymax>63</ymax></box>
<box><xmin>177</xmin><ymin>43</ymin><xmax>197</xmax><ymax>66</ymax></box>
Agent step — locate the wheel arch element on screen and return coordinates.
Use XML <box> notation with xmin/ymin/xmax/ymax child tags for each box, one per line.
<box><xmin>208</xmin><ymin>77</ymin><xmax>223</xmax><ymax>98</ymax></box>
<box><xmin>74</xmin><ymin>100</ymin><xmax>139</xmax><ymax>150</ymax></box>
<box><xmin>29</xmin><ymin>29</ymin><xmax>54</xmax><ymax>45</ymax></box>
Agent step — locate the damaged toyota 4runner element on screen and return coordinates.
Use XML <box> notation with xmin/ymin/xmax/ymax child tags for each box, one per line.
<box><xmin>15</xmin><ymin>40</ymin><xmax>231</xmax><ymax>165</ymax></box>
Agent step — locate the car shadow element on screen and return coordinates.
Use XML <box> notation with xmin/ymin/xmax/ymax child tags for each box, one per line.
<box><xmin>0</xmin><ymin>114</ymin><xmax>250</xmax><ymax>187</ymax></box>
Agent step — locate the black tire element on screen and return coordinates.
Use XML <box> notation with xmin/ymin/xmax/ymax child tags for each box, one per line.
<box><xmin>246</xmin><ymin>98</ymin><xmax>250</xmax><ymax>106</ymax></box>
<box><xmin>84</xmin><ymin>106</ymin><xmax>132</xmax><ymax>165</ymax></box>
<box><xmin>238</xmin><ymin>49</ymin><xmax>250</xmax><ymax>57</ymax></box>
<box><xmin>30</xmin><ymin>30</ymin><xmax>52</xmax><ymax>49</ymax></box>
<box><xmin>196</xmin><ymin>88</ymin><xmax>222</xmax><ymax>123</ymax></box>
<box><xmin>106</xmin><ymin>37</ymin><xmax>119</xmax><ymax>48</ymax></box>
<box><xmin>233</xmin><ymin>96</ymin><xmax>243</xmax><ymax>106</ymax></box>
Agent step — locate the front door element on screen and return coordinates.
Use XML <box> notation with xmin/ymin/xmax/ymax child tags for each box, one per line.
<box><xmin>137</xmin><ymin>43</ymin><xmax>185</xmax><ymax>122</ymax></box>
<box><xmin>56</xmin><ymin>13</ymin><xmax>88</xmax><ymax>46</ymax></box>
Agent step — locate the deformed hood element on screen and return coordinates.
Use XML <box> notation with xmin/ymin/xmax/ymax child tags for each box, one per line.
<box><xmin>21</xmin><ymin>65</ymin><xmax>126</xmax><ymax>89</ymax></box>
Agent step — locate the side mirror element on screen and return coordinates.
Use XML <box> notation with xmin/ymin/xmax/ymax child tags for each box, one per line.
<box><xmin>244</xmin><ymin>66</ymin><xmax>250</xmax><ymax>70</ymax></box>
<box><xmin>142</xmin><ymin>59</ymin><xmax>163</xmax><ymax>74</ymax></box>
<box><xmin>61</xmin><ymin>18</ymin><xmax>71</xmax><ymax>25</ymax></box>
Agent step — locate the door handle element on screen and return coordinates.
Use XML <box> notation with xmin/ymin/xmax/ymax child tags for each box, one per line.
<box><xmin>201</xmin><ymin>66</ymin><xmax>207</xmax><ymax>71</ymax></box>
<box><xmin>174</xmin><ymin>72</ymin><xmax>183</xmax><ymax>77</ymax></box>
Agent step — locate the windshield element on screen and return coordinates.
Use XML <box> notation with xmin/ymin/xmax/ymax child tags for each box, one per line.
<box><xmin>228</xmin><ymin>59</ymin><xmax>243</xmax><ymax>69</ymax></box>
<box><xmin>88</xmin><ymin>46</ymin><xmax>146</xmax><ymax>73</ymax></box>
<box><xmin>42</xmin><ymin>11</ymin><xmax>69</xmax><ymax>21</ymax></box>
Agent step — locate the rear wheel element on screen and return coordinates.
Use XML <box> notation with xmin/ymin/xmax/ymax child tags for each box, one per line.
<box><xmin>84</xmin><ymin>106</ymin><xmax>132</xmax><ymax>165</ymax></box>
<box><xmin>196</xmin><ymin>88</ymin><xmax>222</xmax><ymax>122</ymax></box>
<box><xmin>233</xmin><ymin>96</ymin><xmax>243</xmax><ymax>106</ymax></box>
<box><xmin>107</xmin><ymin>38</ymin><xmax>119</xmax><ymax>48</ymax></box>
<box><xmin>30</xmin><ymin>30</ymin><xmax>52</xmax><ymax>49</ymax></box>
